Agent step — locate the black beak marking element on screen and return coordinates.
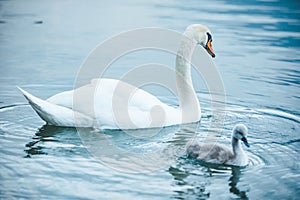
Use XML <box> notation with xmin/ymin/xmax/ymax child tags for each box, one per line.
<box><xmin>241</xmin><ymin>137</ymin><xmax>250</xmax><ymax>148</ymax></box>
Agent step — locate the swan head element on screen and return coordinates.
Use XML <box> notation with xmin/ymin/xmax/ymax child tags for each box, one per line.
<box><xmin>184</xmin><ymin>24</ymin><xmax>215</xmax><ymax>58</ymax></box>
<box><xmin>233</xmin><ymin>124</ymin><xmax>250</xmax><ymax>147</ymax></box>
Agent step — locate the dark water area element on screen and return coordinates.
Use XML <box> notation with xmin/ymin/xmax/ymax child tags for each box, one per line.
<box><xmin>1</xmin><ymin>0</ymin><xmax>300</xmax><ymax>199</ymax></box>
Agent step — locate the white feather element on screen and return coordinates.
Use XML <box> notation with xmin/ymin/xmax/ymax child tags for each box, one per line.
<box><xmin>18</xmin><ymin>24</ymin><xmax>216</xmax><ymax>129</ymax></box>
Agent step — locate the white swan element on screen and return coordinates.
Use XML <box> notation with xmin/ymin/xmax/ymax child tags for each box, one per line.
<box><xmin>18</xmin><ymin>24</ymin><xmax>215</xmax><ymax>129</ymax></box>
<box><xmin>187</xmin><ymin>124</ymin><xmax>250</xmax><ymax>167</ymax></box>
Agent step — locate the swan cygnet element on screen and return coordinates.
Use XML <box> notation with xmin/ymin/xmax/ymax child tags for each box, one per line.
<box><xmin>187</xmin><ymin>124</ymin><xmax>250</xmax><ymax>167</ymax></box>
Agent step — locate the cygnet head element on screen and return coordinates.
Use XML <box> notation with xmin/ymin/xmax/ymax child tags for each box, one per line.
<box><xmin>233</xmin><ymin>124</ymin><xmax>250</xmax><ymax>147</ymax></box>
<box><xmin>184</xmin><ymin>24</ymin><xmax>215</xmax><ymax>58</ymax></box>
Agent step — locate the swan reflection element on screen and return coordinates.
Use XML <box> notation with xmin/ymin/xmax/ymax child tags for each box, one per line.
<box><xmin>24</xmin><ymin>125</ymin><xmax>86</xmax><ymax>157</ymax></box>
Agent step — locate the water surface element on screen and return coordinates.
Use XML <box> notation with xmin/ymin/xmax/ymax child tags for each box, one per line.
<box><xmin>1</xmin><ymin>0</ymin><xmax>300</xmax><ymax>199</ymax></box>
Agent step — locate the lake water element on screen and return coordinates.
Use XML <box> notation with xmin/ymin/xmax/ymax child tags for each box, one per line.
<box><xmin>1</xmin><ymin>0</ymin><xmax>300</xmax><ymax>199</ymax></box>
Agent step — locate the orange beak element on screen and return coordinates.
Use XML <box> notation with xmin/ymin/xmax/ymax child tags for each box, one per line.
<box><xmin>205</xmin><ymin>39</ymin><xmax>215</xmax><ymax>58</ymax></box>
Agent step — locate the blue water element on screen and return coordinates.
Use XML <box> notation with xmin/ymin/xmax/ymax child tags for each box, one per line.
<box><xmin>1</xmin><ymin>0</ymin><xmax>300</xmax><ymax>199</ymax></box>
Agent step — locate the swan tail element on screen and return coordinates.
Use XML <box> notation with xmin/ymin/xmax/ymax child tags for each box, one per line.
<box><xmin>17</xmin><ymin>87</ymin><xmax>94</xmax><ymax>127</ymax></box>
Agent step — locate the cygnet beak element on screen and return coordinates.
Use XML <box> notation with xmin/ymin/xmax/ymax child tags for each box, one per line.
<box><xmin>241</xmin><ymin>137</ymin><xmax>250</xmax><ymax>148</ymax></box>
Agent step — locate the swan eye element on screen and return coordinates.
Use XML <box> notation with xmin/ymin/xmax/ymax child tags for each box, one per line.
<box><xmin>206</xmin><ymin>32</ymin><xmax>212</xmax><ymax>44</ymax></box>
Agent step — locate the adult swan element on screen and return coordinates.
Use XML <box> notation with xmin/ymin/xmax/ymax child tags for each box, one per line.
<box><xmin>19</xmin><ymin>24</ymin><xmax>216</xmax><ymax>129</ymax></box>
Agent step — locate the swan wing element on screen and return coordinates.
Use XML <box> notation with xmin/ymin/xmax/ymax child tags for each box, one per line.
<box><xmin>19</xmin><ymin>79</ymin><xmax>180</xmax><ymax>129</ymax></box>
<box><xmin>187</xmin><ymin>142</ymin><xmax>233</xmax><ymax>164</ymax></box>
<box><xmin>91</xmin><ymin>79</ymin><xmax>180</xmax><ymax>129</ymax></box>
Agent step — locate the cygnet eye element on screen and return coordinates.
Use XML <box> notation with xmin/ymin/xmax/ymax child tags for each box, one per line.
<box><xmin>236</xmin><ymin>131</ymin><xmax>244</xmax><ymax>138</ymax></box>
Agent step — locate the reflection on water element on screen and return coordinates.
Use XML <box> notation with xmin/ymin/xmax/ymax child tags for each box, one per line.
<box><xmin>74</xmin><ymin>123</ymin><xmax>200</xmax><ymax>173</ymax></box>
<box><xmin>1</xmin><ymin>0</ymin><xmax>300</xmax><ymax>199</ymax></box>
<box><xmin>24</xmin><ymin>123</ymin><xmax>251</xmax><ymax>199</ymax></box>
<box><xmin>25</xmin><ymin>125</ymin><xmax>88</xmax><ymax>157</ymax></box>
<box><xmin>169</xmin><ymin>165</ymin><xmax>211</xmax><ymax>199</ymax></box>
<box><xmin>25</xmin><ymin>126</ymin><xmax>68</xmax><ymax>156</ymax></box>
<box><xmin>169</xmin><ymin>159</ymin><xmax>250</xmax><ymax>199</ymax></box>
<box><xmin>229</xmin><ymin>167</ymin><xmax>248</xmax><ymax>199</ymax></box>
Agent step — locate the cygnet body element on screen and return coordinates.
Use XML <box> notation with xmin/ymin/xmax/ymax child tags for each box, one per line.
<box><xmin>187</xmin><ymin>124</ymin><xmax>250</xmax><ymax>167</ymax></box>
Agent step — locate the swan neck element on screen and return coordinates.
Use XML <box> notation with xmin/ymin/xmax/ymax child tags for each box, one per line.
<box><xmin>175</xmin><ymin>36</ymin><xmax>200</xmax><ymax>122</ymax></box>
